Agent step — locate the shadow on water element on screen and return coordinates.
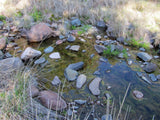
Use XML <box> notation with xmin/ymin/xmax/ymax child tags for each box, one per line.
<box><xmin>98</xmin><ymin>58</ymin><xmax>160</xmax><ymax>120</ymax></box>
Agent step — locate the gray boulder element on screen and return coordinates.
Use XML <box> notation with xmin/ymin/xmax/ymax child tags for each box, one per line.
<box><xmin>89</xmin><ymin>77</ymin><xmax>102</xmax><ymax>95</ymax></box>
<box><xmin>67</xmin><ymin>62</ymin><xmax>84</xmax><ymax>71</ymax></box>
<box><xmin>76</xmin><ymin>74</ymin><xmax>87</xmax><ymax>88</ymax></box>
<box><xmin>64</xmin><ymin>68</ymin><xmax>78</xmax><ymax>81</ymax></box>
<box><xmin>94</xmin><ymin>45</ymin><xmax>107</xmax><ymax>54</ymax></box>
<box><xmin>143</xmin><ymin>63</ymin><xmax>157</xmax><ymax>73</ymax></box>
<box><xmin>0</xmin><ymin>57</ymin><xmax>24</xmax><ymax>73</ymax></box>
<box><xmin>21</xmin><ymin>47</ymin><xmax>41</xmax><ymax>60</ymax></box>
<box><xmin>137</xmin><ymin>52</ymin><xmax>152</xmax><ymax>62</ymax></box>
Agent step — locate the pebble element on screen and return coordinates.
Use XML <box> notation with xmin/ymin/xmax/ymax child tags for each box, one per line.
<box><xmin>34</xmin><ymin>57</ymin><xmax>46</xmax><ymax>65</ymax></box>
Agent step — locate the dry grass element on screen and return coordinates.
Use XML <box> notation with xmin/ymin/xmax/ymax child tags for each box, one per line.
<box><xmin>0</xmin><ymin>0</ymin><xmax>160</xmax><ymax>45</ymax></box>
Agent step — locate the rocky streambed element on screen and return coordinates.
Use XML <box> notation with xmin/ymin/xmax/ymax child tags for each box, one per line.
<box><xmin>1</xmin><ymin>20</ymin><xmax>160</xmax><ymax>120</ymax></box>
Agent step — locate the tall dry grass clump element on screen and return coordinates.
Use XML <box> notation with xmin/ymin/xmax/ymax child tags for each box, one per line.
<box><xmin>1</xmin><ymin>0</ymin><xmax>160</xmax><ymax>44</ymax></box>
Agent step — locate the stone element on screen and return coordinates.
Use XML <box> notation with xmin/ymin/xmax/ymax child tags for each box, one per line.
<box><xmin>82</xmin><ymin>50</ymin><xmax>86</xmax><ymax>53</ymax></box>
<box><xmin>65</xmin><ymin>45</ymin><xmax>71</xmax><ymax>49</ymax></box>
<box><xmin>28</xmin><ymin>86</ymin><xmax>39</xmax><ymax>98</ymax></box>
<box><xmin>0</xmin><ymin>21</ymin><xmax>4</xmax><ymax>27</ymax></box>
<box><xmin>67</xmin><ymin>109</ymin><xmax>72</xmax><ymax>116</ymax></box>
<box><xmin>64</xmin><ymin>68</ymin><xmax>78</xmax><ymax>81</ymax></box>
<box><xmin>143</xmin><ymin>62</ymin><xmax>157</xmax><ymax>73</ymax></box>
<box><xmin>137</xmin><ymin>52</ymin><xmax>152</xmax><ymax>62</ymax></box>
<box><xmin>67</xmin><ymin>35</ymin><xmax>76</xmax><ymax>42</ymax></box>
<box><xmin>76</xmin><ymin>74</ymin><xmax>87</xmax><ymax>88</ymax></box>
<box><xmin>67</xmin><ymin>62</ymin><xmax>84</xmax><ymax>71</ymax></box>
<box><xmin>136</xmin><ymin>72</ymin><xmax>143</xmax><ymax>78</ymax></box>
<box><xmin>90</xmin><ymin>54</ymin><xmax>95</xmax><ymax>59</ymax></box>
<box><xmin>39</xmin><ymin>90</ymin><xmax>67</xmax><ymax>111</ymax></box>
<box><xmin>51</xmin><ymin>23</ymin><xmax>58</xmax><ymax>29</ymax></box>
<box><xmin>71</xmin><ymin>18</ymin><xmax>81</xmax><ymax>27</ymax></box>
<box><xmin>149</xmin><ymin>74</ymin><xmax>157</xmax><ymax>82</ymax></box>
<box><xmin>104</xmin><ymin>35</ymin><xmax>108</xmax><ymax>39</ymax></box>
<box><xmin>157</xmin><ymin>75</ymin><xmax>160</xmax><ymax>80</ymax></box>
<box><xmin>96</xmin><ymin>35</ymin><xmax>102</xmax><ymax>40</ymax></box>
<box><xmin>94</xmin><ymin>45</ymin><xmax>107</xmax><ymax>54</ymax></box>
<box><xmin>21</xmin><ymin>47</ymin><xmax>42</xmax><ymax>60</ymax></box>
<box><xmin>110</xmin><ymin>45</ymin><xmax>115</xmax><ymax>52</ymax></box>
<box><xmin>74</xmin><ymin>100</ymin><xmax>86</xmax><ymax>105</ymax></box>
<box><xmin>118</xmin><ymin>53</ymin><xmax>124</xmax><ymax>58</ymax></box>
<box><xmin>117</xmin><ymin>36</ymin><xmax>124</xmax><ymax>43</ymax></box>
<box><xmin>27</xmin><ymin>23</ymin><xmax>59</xmax><ymax>42</ymax></box>
<box><xmin>56</xmin><ymin>40</ymin><xmax>63</xmax><ymax>45</ymax></box>
<box><xmin>133</xmin><ymin>90</ymin><xmax>143</xmax><ymax>99</ymax></box>
<box><xmin>5</xmin><ymin>52</ymin><xmax>12</xmax><ymax>58</ymax></box>
<box><xmin>0</xmin><ymin>57</ymin><xmax>24</xmax><ymax>73</ymax></box>
<box><xmin>139</xmin><ymin>47</ymin><xmax>145</xmax><ymax>52</ymax></box>
<box><xmin>96</xmin><ymin>21</ymin><xmax>107</xmax><ymax>30</ymax></box>
<box><xmin>0</xmin><ymin>50</ymin><xmax>3</xmax><ymax>59</ymax></box>
<box><xmin>52</xmin><ymin>76</ymin><xmax>61</xmax><ymax>85</ymax></box>
<box><xmin>44</xmin><ymin>46</ymin><xmax>54</xmax><ymax>53</ymax></box>
<box><xmin>116</xmin><ymin>44</ymin><xmax>124</xmax><ymax>51</ymax></box>
<box><xmin>127</xmin><ymin>60</ymin><xmax>132</xmax><ymax>65</ymax></box>
<box><xmin>154</xmin><ymin>56</ymin><xmax>159</xmax><ymax>59</ymax></box>
<box><xmin>0</xmin><ymin>37</ymin><xmax>6</xmax><ymax>50</ymax></box>
<box><xmin>59</xmin><ymin>35</ymin><xmax>65</xmax><ymax>40</ymax></box>
<box><xmin>101</xmin><ymin>114</ymin><xmax>112</xmax><ymax>120</ymax></box>
<box><xmin>89</xmin><ymin>77</ymin><xmax>102</xmax><ymax>95</ymax></box>
<box><xmin>49</xmin><ymin>52</ymin><xmax>61</xmax><ymax>59</ymax></box>
<box><xmin>69</xmin><ymin>45</ymin><xmax>80</xmax><ymax>51</ymax></box>
<box><xmin>142</xmin><ymin>76</ymin><xmax>152</xmax><ymax>84</ymax></box>
<box><xmin>34</xmin><ymin>57</ymin><xmax>46</xmax><ymax>65</ymax></box>
<box><xmin>94</xmin><ymin>70</ymin><xmax>100</xmax><ymax>75</ymax></box>
<box><xmin>105</xmin><ymin>93</ymin><xmax>111</xmax><ymax>99</ymax></box>
<box><xmin>80</xmin><ymin>38</ymin><xmax>86</xmax><ymax>42</ymax></box>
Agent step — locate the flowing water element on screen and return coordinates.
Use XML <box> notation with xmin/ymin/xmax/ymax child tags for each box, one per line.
<box><xmin>12</xmin><ymin>35</ymin><xmax>160</xmax><ymax>120</ymax></box>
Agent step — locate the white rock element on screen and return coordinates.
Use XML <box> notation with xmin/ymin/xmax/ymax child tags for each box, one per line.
<box><xmin>52</xmin><ymin>76</ymin><xmax>61</xmax><ymax>85</ymax></box>
<box><xmin>69</xmin><ymin>45</ymin><xmax>80</xmax><ymax>51</ymax></box>
<box><xmin>49</xmin><ymin>52</ymin><xmax>61</xmax><ymax>59</ymax></box>
<box><xmin>21</xmin><ymin>47</ymin><xmax>41</xmax><ymax>60</ymax></box>
<box><xmin>89</xmin><ymin>77</ymin><xmax>102</xmax><ymax>95</ymax></box>
<box><xmin>76</xmin><ymin>74</ymin><xmax>87</xmax><ymax>88</ymax></box>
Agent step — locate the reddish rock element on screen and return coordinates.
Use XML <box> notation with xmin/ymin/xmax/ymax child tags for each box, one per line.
<box><xmin>28</xmin><ymin>86</ymin><xmax>39</xmax><ymax>98</ymax></box>
<box><xmin>0</xmin><ymin>37</ymin><xmax>6</xmax><ymax>50</ymax></box>
<box><xmin>39</xmin><ymin>90</ymin><xmax>67</xmax><ymax>111</ymax></box>
<box><xmin>133</xmin><ymin>90</ymin><xmax>143</xmax><ymax>99</ymax></box>
<box><xmin>56</xmin><ymin>40</ymin><xmax>63</xmax><ymax>45</ymax></box>
<box><xmin>27</xmin><ymin>23</ymin><xmax>59</xmax><ymax>42</ymax></box>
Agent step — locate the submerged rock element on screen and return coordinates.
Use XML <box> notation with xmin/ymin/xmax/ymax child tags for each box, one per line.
<box><xmin>64</xmin><ymin>68</ymin><xmax>78</xmax><ymax>81</ymax></box>
<box><xmin>143</xmin><ymin>62</ymin><xmax>157</xmax><ymax>73</ymax></box>
<box><xmin>21</xmin><ymin>47</ymin><xmax>41</xmax><ymax>60</ymax></box>
<box><xmin>67</xmin><ymin>62</ymin><xmax>84</xmax><ymax>71</ymax></box>
<box><xmin>27</xmin><ymin>23</ymin><xmax>59</xmax><ymax>42</ymax></box>
<box><xmin>44</xmin><ymin>46</ymin><xmax>54</xmax><ymax>53</ymax></box>
<box><xmin>52</xmin><ymin>76</ymin><xmax>61</xmax><ymax>85</ymax></box>
<box><xmin>39</xmin><ymin>90</ymin><xmax>67</xmax><ymax>111</ymax></box>
<box><xmin>149</xmin><ymin>74</ymin><xmax>157</xmax><ymax>82</ymax></box>
<box><xmin>137</xmin><ymin>52</ymin><xmax>152</xmax><ymax>62</ymax></box>
<box><xmin>76</xmin><ymin>74</ymin><xmax>87</xmax><ymax>88</ymax></box>
<box><xmin>133</xmin><ymin>90</ymin><xmax>143</xmax><ymax>99</ymax></box>
<box><xmin>89</xmin><ymin>77</ymin><xmax>102</xmax><ymax>95</ymax></box>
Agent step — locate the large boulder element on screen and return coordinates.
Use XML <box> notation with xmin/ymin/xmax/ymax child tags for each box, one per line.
<box><xmin>89</xmin><ymin>77</ymin><xmax>102</xmax><ymax>95</ymax></box>
<box><xmin>39</xmin><ymin>90</ymin><xmax>67</xmax><ymax>111</ymax></box>
<box><xmin>143</xmin><ymin>63</ymin><xmax>157</xmax><ymax>73</ymax></box>
<box><xmin>0</xmin><ymin>57</ymin><xmax>24</xmax><ymax>73</ymax></box>
<box><xmin>137</xmin><ymin>52</ymin><xmax>152</xmax><ymax>62</ymax></box>
<box><xmin>27</xmin><ymin>23</ymin><xmax>59</xmax><ymax>42</ymax></box>
<box><xmin>21</xmin><ymin>47</ymin><xmax>41</xmax><ymax>61</ymax></box>
<box><xmin>0</xmin><ymin>37</ymin><xmax>6</xmax><ymax>50</ymax></box>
